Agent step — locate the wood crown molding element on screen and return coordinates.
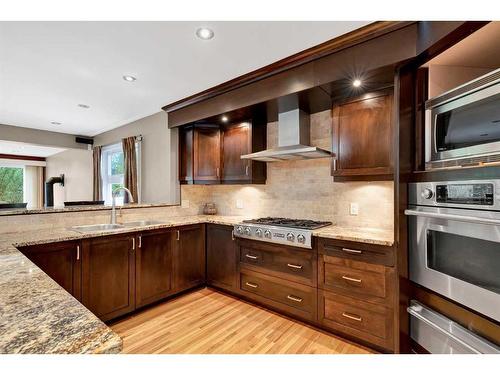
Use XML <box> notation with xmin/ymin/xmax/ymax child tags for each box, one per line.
<box><xmin>0</xmin><ymin>153</ymin><xmax>46</xmax><ymax>162</ymax></box>
<box><xmin>162</xmin><ymin>21</ymin><xmax>414</xmax><ymax>113</ymax></box>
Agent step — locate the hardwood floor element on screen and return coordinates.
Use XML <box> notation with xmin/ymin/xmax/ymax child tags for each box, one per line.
<box><xmin>110</xmin><ymin>288</ymin><xmax>372</xmax><ymax>354</ymax></box>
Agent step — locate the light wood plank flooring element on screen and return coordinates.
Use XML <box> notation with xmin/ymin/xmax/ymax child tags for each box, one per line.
<box><xmin>110</xmin><ymin>288</ymin><xmax>372</xmax><ymax>354</ymax></box>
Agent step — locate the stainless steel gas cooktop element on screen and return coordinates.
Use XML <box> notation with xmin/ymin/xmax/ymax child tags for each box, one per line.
<box><xmin>233</xmin><ymin>217</ymin><xmax>332</xmax><ymax>249</ymax></box>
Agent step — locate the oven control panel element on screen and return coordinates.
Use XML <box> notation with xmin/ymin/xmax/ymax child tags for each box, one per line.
<box><xmin>436</xmin><ymin>183</ymin><xmax>494</xmax><ymax>206</ymax></box>
<box><xmin>409</xmin><ymin>180</ymin><xmax>499</xmax><ymax>210</ymax></box>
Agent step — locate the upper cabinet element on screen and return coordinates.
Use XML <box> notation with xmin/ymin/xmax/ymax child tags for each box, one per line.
<box><xmin>331</xmin><ymin>90</ymin><xmax>394</xmax><ymax>180</ymax></box>
<box><xmin>179</xmin><ymin>121</ymin><xmax>266</xmax><ymax>185</ymax></box>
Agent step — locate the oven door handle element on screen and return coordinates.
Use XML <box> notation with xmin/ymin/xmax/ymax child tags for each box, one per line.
<box><xmin>405</xmin><ymin>208</ymin><xmax>500</xmax><ymax>226</ymax></box>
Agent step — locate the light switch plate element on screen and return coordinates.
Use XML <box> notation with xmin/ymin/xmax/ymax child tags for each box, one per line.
<box><xmin>181</xmin><ymin>199</ymin><xmax>190</xmax><ymax>208</ymax></box>
<box><xmin>350</xmin><ymin>202</ymin><xmax>359</xmax><ymax>216</ymax></box>
<box><xmin>236</xmin><ymin>199</ymin><xmax>244</xmax><ymax>209</ymax></box>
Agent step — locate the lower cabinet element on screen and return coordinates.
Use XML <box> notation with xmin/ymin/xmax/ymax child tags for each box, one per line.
<box><xmin>318</xmin><ymin>290</ymin><xmax>394</xmax><ymax>351</ymax></box>
<box><xmin>135</xmin><ymin>229</ymin><xmax>175</xmax><ymax>308</ymax></box>
<box><xmin>206</xmin><ymin>224</ymin><xmax>237</xmax><ymax>292</ymax></box>
<box><xmin>19</xmin><ymin>240</ymin><xmax>82</xmax><ymax>301</ymax></box>
<box><xmin>81</xmin><ymin>234</ymin><xmax>136</xmax><ymax>321</ymax></box>
<box><xmin>173</xmin><ymin>224</ymin><xmax>206</xmax><ymax>291</ymax></box>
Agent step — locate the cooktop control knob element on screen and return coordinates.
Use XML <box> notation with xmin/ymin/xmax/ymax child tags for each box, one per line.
<box><xmin>255</xmin><ymin>229</ymin><xmax>263</xmax><ymax>237</ymax></box>
<box><xmin>286</xmin><ymin>233</ymin><xmax>295</xmax><ymax>242</ymax></box>
<box><xmin>264</xmin><ymin>230</ymin><xmax>272</xmax><ymax>239</ymax></box>
<box><xmin>244</xmin><ymin>227</ymin><xmax>251</xmax><ymax>236</ymax></box>
<box><xmin>297</xmin><ymin>234</ymin><xmax>306</xmax><ymax>244</ymax></box>
<box><xmin>421</xmin><ymin>188</ymin><xmax>434</xmax><ymax>200</ymax></box>
<box><xmin>236</xmin><ymin>226</ymin><xmax>243</xmax><ymax>234</ymax></box>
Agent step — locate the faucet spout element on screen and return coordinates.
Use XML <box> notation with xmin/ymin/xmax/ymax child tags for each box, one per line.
<box><xmin>111</xmin><ymin>187</ymin><xmax>134</xmax><ymax>224</ymax></box>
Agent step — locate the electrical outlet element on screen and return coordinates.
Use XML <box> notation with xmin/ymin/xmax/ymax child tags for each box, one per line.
<box><xmin>181</xmin><ymin>199</ymin><xmax>190</xmax><ymax>208</ymax></box>
<box><xmin>236</xmin><ymin>199</ymin><xmax>244</xmax><ymax>209</ymax></box>
<box><xmin>349</xmin><ymin>202</ymin><xmax>359</xmax><ymax>216</ymax></box>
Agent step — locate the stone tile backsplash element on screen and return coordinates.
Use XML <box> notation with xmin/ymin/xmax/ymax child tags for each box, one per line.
<box><xmin>181</xmin><ymin>109</ymin><xmax>394</xmax><ymax>231</ymax></box>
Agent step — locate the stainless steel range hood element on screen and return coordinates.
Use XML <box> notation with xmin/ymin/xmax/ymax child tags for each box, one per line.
<box><xmin>241</xmin><ymin>108</ymin><xmax>333</xmax><ymax>162</ymax></box>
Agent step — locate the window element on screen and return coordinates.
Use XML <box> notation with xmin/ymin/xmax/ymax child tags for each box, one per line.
<box><xmin>101</xmin><ymin>143</ymin><xmax>125</xmax><ymax>205</ymax></box>
<box><xmin>0</xmin><ymin>166</ymin><xmax>24</xmax><ymax>203</ymax></box>
<box><xmin>101</xmin><ymin>141</ymin><xmax>141</xmax><ymax>205</ymax></box>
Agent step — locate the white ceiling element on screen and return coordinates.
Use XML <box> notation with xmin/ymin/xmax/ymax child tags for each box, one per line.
<box><xmin>0</xmin><ymin>140</ymin><xmax>66</xmax><ymax>157</ymax></box>
<box><xmin>0</xmin><ymin>21</ymin><xmax>369</xmax><ymax>137</ymax></box>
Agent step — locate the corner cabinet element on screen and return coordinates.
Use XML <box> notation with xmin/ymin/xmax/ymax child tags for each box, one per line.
<box><xmin>332</xmin><ymin>90</ymin><xmax>394</xmax><ymax>180</ymax></box>
<box><xmin>18</xmin><ymin>240</ymin><xmax>82</xmax><ymax>301</ymax></box>
<box><xmin>206</xmin><ymin>224</ymin><xmax>237</xmax><ymax>292</ymax></box>
<box><xmin>173</xmin><ymin>224</ymin><xmax>206</xmax><ymax>291</ymax></box>
<box><xmin>179</xmin><ymin>121</ymin><xmax>266</xmax><ymax>185</ymax></box>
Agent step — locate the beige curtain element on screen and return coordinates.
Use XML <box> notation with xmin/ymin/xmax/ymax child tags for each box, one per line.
<box><xmin>93</xmin><ymin>146</ymin><xmax>102</xmax><ymax>201</ymax></box>
<box><xmin>122</xmin><ymin>137</ymin><xmax>138</xmax><ymax>203</ymax></box>
<box><xmin>24</xmin><ymin>165</ymin><xmax>44</xmax><ymax>208</ymax></box>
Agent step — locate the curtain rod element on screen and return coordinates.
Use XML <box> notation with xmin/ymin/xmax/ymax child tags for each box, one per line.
<box><xmin>96</xmin><ymin>134</ymin><xmax>142</xmax><ymax>149</ymax></box>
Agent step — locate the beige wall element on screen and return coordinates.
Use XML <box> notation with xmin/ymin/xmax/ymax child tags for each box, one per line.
<box><xmin>94</xmin><ymin>111</ymin><xmax>179</xmax><ymax>205</ymax></box>
<box><xmin>0</xmin><ymin>123</ymin><xmax>87</xmax><ymax>149</ymax></box>
<box><xmin>46</xmin><ymin>149</ymin><xmax>93</xmax><ymax>207</ymax></box>
<box><xmin>181</xmin><ymin>109</ymin><xmax>394</xmax><ymax>231</ymax></box>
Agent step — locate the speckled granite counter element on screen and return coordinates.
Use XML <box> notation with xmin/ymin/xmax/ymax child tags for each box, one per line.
<box><xmin>0</xmin><ymin>215</ymin><xmax>244</xmax><ymax>354</ymax></box>
<box><xmin>0</xmin><ymin>214</ymin><xmax>392</xmax><ymax>353</ymax></box>
<box><xmin>313</xmin><ymin>226</ymin><xmax>394</xmax><ymax>246</ymax></box>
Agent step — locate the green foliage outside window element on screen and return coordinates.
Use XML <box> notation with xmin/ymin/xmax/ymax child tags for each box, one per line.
<box><xmin>0</xmin><ymin>167</ymin><xmax>24</xmax><ymax>203</ymax></box>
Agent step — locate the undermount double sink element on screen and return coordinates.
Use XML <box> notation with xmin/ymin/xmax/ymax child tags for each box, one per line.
<box><xmin>71</xmin><ymin>220</ymin><xmax>167</xmax><ymax>233</ymax></box>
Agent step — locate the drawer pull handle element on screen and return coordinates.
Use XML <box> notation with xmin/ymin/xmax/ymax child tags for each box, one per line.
<box><xmin>342</xmin><ymin>275</ymin><xmax>362</xmax><ymax>283</ymax></box>
<box><xmin>245</xmin><ymin>254</ymin><xmax>258</xmax><ymax>260</ymax></box>
<box><xmin>342</xmin><ymin>248</ymin><xmax>362</xmax><ymax>254</ymax></box>
<box><xmin>342</xmin><ymin>312</ymin><xmax>362</xmax><ymax>322</ymax></box>
<box><xmin>287</xmin><ymin>263</ymin><xmax>303</xmax><ymax>270</ymax></box>
<box><xmin>286</xmin><ymin>295</ymin><xmax>303</xmax><ymax>303</ymax></box>
<box><xmin>245</xmin><ymin>282</ymin><xmax>258</xmax><ymax>288</ymax></box>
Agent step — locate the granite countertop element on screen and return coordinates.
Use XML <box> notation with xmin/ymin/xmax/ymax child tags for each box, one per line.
<box><xmin>0</xmin><ymin>214</ymin><xmax>392</xmax><ymax>354</ymax></box>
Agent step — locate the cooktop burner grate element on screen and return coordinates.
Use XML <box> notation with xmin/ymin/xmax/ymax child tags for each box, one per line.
<box><xmin>242</xmin><ymin>217</ymin><xmax>332</xmax><ymax>230</ymax></box>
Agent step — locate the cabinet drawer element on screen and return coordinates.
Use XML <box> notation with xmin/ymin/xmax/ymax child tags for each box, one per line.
<box><xmin>239</xmin><ymin>269</ymin><xmax>317</xmax><ymax>322</ymax></box>
<box><xmin>318</xmin><ymin>237</ymin><xmax>394</xmax><ymax>266</ymax></box>
<box><xmin>319</xmin><ymin>290</ymin><xmax>394</xmax><ymax>351</ymax></box>
<box><xmin>238</xmin><ymin>240</ymin><xmax>316</xmax><ymax>287</ymax></box>
<box><xmin>319</xmin><ymin>255</ymin><xmax>394</xmax><ymax>304</ymax></box>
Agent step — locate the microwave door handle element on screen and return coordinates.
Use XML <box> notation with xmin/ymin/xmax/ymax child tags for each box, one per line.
<box><xmin>405</xmin><ymin>208</ymin><xmax>500</xmax><ymax>226</ymax></box>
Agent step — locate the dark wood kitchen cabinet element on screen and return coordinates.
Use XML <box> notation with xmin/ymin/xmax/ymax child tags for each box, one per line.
<box><xmin>81</xmin><ymin>234</ymin><xmax>136</xmax><ymax>321</ymax></box>
<box><xmin>179</xmin><ymin>124</ymin><xmax>221</xmax><ymax>184</ymax></box>
<box><xmin>206</xmin><ymin>224</ymin><xmax>237</xmax><ymax>292</ymax></box>
<box><xmin>332</xmin><ymin>89</ymin><xmax>394</xmax><ymax>179</ymax></box>
<box><xmin>179</xmin><ymin>121</ymin><xmax>266</xmax><ymax>185</ymax></box>
<box><xmin>18</xmin><ymin>240</ymin><xmax>82</xmax><ymax>300</ymax></box>
<box><xmin>135</xmin><ymin>229</ymin><xmax>175</xmax><ymax>308</ymax></box>
<box><xmin>221</xmin><ymin>121</ymin><xmax>266</xmax><ymax>184</ymax></box>
<box><xmin>173</xmin><ymin>224</ymin><xmax>206</xmax><ymax>292</ymax></box>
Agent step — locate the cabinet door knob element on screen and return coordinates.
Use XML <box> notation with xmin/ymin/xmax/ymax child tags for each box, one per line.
<box><xmin>176</xmin><ymin>230</ymin><xmax>180</xmax><ymax>241</ymax></box>
<box><xmin>76</xmin><ymin>245</ymin><xmax>80</xmax><ymax>260</ymax></box>
<box><xmin>245</xmin><ymin>282</ymin><xmax>258</xmax><ymax>288</ymax></box>
<box><xmin>245</xmin><ymin>165</ymin><xmax>249</xmax><ymax>176</ymax></box>
<box><xmin>245</xmin><ymin>254</ymin><xmax>258</xmax><ymax>260</ymax></box>
<box><xmin>132</xmin><ymin>237</ymin><xmax>135</xmax><ymax>250</ymax></box>
<box><xmin>138</xmin><ymin>235</ymin><xmax>142</xmax><ymax>248</ymax></box>
<box><xmin>287</xmin><ymin>263</ymin><xmax>303</xmax><ymax>270</ymax></box>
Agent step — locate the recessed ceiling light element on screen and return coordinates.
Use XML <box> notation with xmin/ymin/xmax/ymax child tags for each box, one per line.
<box><xmin>51</xmin><ymin>121</ymin><xmax>61</xmax><ymax>125</ymax></box>
<box><xmin>123</xmin><ymin>75</ymin><xmax>137</xmax><ymax>82</ymax></box>
<box><xmin>221</xmin><ymin>115</ymin><xmax>228</xmax><ymax>123</ymax></box>
<box><xmin>78</xmin><ymin>104</ymin><xmax>90</xmax><ymax>109</ymax></box>
<box><xmin>352</xmin><ymin>79</ymin><xmax>362</xmax><ymax>88</ymax></box>
<box><xmin>196</xmin><ymin>27</ymin><xmax>214</xmax><ymax>40</ymax></box>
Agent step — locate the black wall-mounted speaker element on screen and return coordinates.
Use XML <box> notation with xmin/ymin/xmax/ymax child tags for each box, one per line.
<box><xmin>75</xmin><ymin>136</ymin><xmax>94</xmax><ymax>145</ymax></box>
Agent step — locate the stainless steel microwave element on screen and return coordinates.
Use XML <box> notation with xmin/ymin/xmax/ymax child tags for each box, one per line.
<box><xmin>425</xmin><ymin>68</ymin><xmax>500</xmax><ymax>170</ymax></box>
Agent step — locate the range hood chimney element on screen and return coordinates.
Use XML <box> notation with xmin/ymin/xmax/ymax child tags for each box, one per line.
<box><xmin>241</xmin><ymin>95</ymin><xmax>333</xmax><ymax>162</ymax></box>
